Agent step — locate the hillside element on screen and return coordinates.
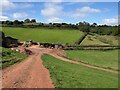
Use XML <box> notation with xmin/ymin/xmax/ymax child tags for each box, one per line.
<box><xmin>2</xmin><ymin>27</ymin><xmax>119</xmax><ymax>46</ymax></box>
<box><xmin>80</xmin><ymin>33</ymin><xmax>118</xmax><ymax>46</ymax></box>
<box><xmin>2</xmin><ymin>27</ymin><xmax>84</xmax><ymax>45</ymax></box>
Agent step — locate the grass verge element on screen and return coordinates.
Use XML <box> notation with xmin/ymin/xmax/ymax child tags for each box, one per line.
<box><xmin>1</xmin><ymin>47</ymin><xmax>27</xmax><ymax>69</ymax></box>
<box><xmin>42</xmin><ymin>54</ymin><xmax>118</xmax><ymax>88</ymax></box>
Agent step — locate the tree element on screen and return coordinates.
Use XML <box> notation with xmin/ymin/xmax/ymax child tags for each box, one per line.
<box><xmin>91</xmin><ymin>23</ymin><xmax>97</xmax><ymax>27</ymax></box>
<box><xmin>49</xmin><ymin>23</ymin><xmax>52</xmax><ymax>25</ymax></box>
<box><xmin>24</xmin><ymin>19</ymin><xmax>30</xmax><ymax>23</ymax></box>
<box><xmin>62</xmin><ymin>23</ymin><xmax>67</xmax><ymax>25</ymax></box>
<box><xmin>13</xmin><ymin>20</ymin><xmax>20</xmax><ymax>26</ymax></box>
<box><xmin>31</xmin><ymin>19</ymin><xmax>36</xmax><ymax>23</ymax></box>
<box><xmin>78</xmin><ymin>21</ymin><xmax>90</xmax><ymax>33</ymax></box>
<box><xmin>20</xmin><ymin>21</ymin><xmax>24</xmax><ymax>25</ymax></box>
<box><xmin>6</xmin><ymin>20</ymin><xmax>13</xmax><ymax>25</ymax></box>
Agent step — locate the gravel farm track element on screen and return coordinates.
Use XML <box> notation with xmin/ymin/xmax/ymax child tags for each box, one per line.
<box><xmin>1</xmin><ymin>45</ymin><xmax>119</xmax><ymax>88</ymax></box>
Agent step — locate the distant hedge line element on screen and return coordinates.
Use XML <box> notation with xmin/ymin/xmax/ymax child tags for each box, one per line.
<box><xmin>1</xmin><ymin>20</ymin><xmax>120</xmax><ymax>36</ymax></box>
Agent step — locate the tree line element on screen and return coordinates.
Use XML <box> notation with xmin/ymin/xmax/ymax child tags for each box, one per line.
<box><xmin>1</xmin><ymin>18</ymin><xmax>119</xmax><ymax>36</ymax></box>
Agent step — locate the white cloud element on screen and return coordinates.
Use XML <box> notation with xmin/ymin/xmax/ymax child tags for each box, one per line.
<box><xmin>48</xmin><ymin>17</ymin><xmax>63</xmax><ymax>23</ymax></box>
<box><xmin>1</xmin><ymin>0</ymin><xmax>33</xmax><ymax>10</ymax></box>
<box><xmin>0</xmin><ymin>0</ymin><xmax>15</xmax><ymax>10</ymax></box>
<box><xmin>13</xmin><ymin>12</ymin><xmax>28</xmax><ymax>19</ymax></box>
<box><xmin>71</xmin><ymin>6</ymin><xmax>101</xmax><ymax>18</ymax></box>
<box><xmin>72</xmin><ymin>13</ymin><xmax>86</xmax><ymax>18</ymax></box>
<box><xmin>41</xmin><ymin>3</ymin><xmax>101</xmax><ymax>23</ymax></box>
<box><xmin>0</xmin><ymin>0</ymin><xmax>15</xmax><ymax>15</ymax></box>
<box><xmin>102</xmin><ymin>17</ymin><xmax>118</xmax><ymax>26</ymax></box>
<box><xmin>15</xmin><ymin>3</ymin><xmax>33</xmax><ymax>9</ymax></box>
<box><xmin>77</xmin><ymin>6</ymin><xmax>100</xmax><ymax>13</ymax></box>
<box><xmin>41</xmin><ymin>2</ymin><xmax>63</xmax><ymax>23</ymax></box>
<box><xmin>47</xmin><ymin>0</ymin><xmax>63</xmax><ymax>2</ymax></box>
<box><xmin>0</xmin><ymin>15</ymin><xmax>9</xmax><ymax>21</ymax></box>
<box><xmin>0</xmin><ymin>0</ymin><xmax>32</xmax><ymax>21</ymax></box>
<box><xmin>41</xmin><ymin>3</ymin><xmax>63</xmax><ymax>17</ymax></box>
<box><xmin>0</xmin><ymin>0</ymin><xmax>33</xmax><ymax>16</ymax></box>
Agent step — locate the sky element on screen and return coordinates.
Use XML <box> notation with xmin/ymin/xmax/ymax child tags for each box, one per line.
<box><xmin>0</xmin><ymin>0</ymin><xmax>119</xmax><ymax>25</ymax></box>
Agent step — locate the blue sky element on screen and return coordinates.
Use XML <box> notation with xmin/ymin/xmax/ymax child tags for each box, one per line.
<box><xmin>1</xmin><ymin>0</ymin><xmax>118</xmax><ymax>25</ymax></box>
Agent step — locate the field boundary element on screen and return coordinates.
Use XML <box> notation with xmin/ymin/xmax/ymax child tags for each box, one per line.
<box><xmin>64</xmin><ymin>46</ymin><xmax>119</xmax><ymax>50</ymax></box>
<box><xmin>49</xmin><ymin>54</ymin><xmax>120</xmax><ymax>74</ymax></box>
<box><xmin>74</xmin><ymin>33</ymin><xmax>88</xmax><ymax>45</ymax></box>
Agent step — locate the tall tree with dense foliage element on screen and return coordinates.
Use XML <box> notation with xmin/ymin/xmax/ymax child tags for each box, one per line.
<box><xmin>24</xmin><ymin>19</ymin><xmax>30</xmax><ymax>23</ymax></box>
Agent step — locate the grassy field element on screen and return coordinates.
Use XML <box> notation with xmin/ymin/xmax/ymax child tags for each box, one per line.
<box><xmin>80</xmin><ymin>33</ymin><xmax>118</xmax><ymax>46</ymax></box>
<box><xmin>1</xmin><ymin>47</ymin><xmax>27</xmax><ymax>69</ymax></box>
<box><xmin>2</xmin><ymin>27</ymin><xmax>84</xmax><ymax>45</ymax></box>
<box><xmin>42</xmin><ymin>54</ymin><xmax>118</xmax><ymax>88</ymax></box>
<box><xmin>65</xmin><ymin>50</ymin><xmax>118</xmax><ymax>71</ymax></box>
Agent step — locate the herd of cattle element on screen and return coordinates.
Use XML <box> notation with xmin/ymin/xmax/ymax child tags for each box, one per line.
<box><xmin>22</xmin><ymin>40</ymin><xmax>65</xmax><ymax>49</ymax></box>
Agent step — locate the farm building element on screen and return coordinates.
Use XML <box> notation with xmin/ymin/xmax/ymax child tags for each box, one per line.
<box><xmin>0</xmin><ymin>31</ymin><xmax>18</xmax><ymax>47</ymax></box>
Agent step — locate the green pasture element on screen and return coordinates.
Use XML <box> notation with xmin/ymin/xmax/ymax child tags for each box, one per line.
<box><xmin>80</xmin><ymin>33</ymin><xmax>118</xmax><ymax>46</ymax></box>
<box><xmin>65</xmin><ymin>50</ymin><xmax>118</xmax><ymax>71</ymax></box>
<box><xmin>2</xmin><ymin>27</ymin><xmax>84</xmax><ymax>45</ymax></box>
<box><xmin>42</xmin><ymin>54</ymin><xmax>118</xmax><ymax>88</ymax></box>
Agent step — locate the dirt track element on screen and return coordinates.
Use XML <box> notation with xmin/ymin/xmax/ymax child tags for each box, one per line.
<box><xmin>2</xmin><ymin>46</ymin><xmax>54</xmax><ymax>88</ymax></box>
<box><xmin>1</xmin><ymin>45</ymin><xmax>119</xmax><ymax>88</ymax></box>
